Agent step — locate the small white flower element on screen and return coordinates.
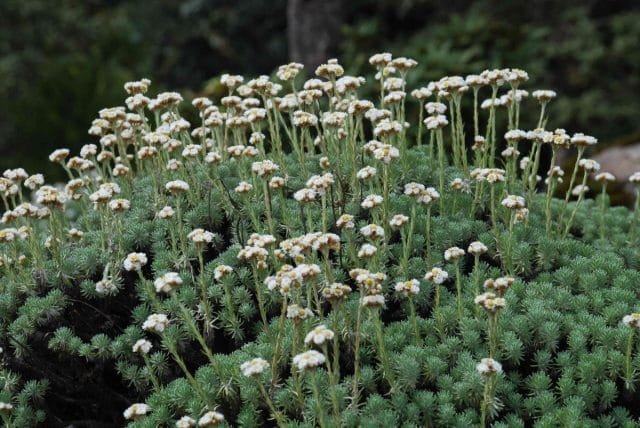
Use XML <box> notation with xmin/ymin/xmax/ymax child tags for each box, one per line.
<box><xmin>467</xmin><ymin>241</ymin><xmax>488</xmax><ymax>255</ymax></box>
<box><xmin>595</xmin><ymin>172</ymin><xmax>615</xmax><ymax>182</ymax></box>
<box><xmin>444</xmin><ymin>247</ymin><xmax>465</xmax><ymax>262</ymax></box>
<box><xmin>269</xmin><ymin>176</ymin><xmax>286</xmax><ymax>189</ymax></box>
<box><xmin>123</xmin><ymin>403</ymin><xmax>150</xmax><ymax>420</ymax></box>
<box><xmin>49</xmin><ymin>148</ymin><xmax>70</xmax><ymax>163</ymax></box>
<box><xmin>360</xmin><ymin>224</ymin><xmax>384</xmax><ymax>239</ymax></box>
<box><xmin>629</xmin><ymin>172</ymin><xmax>640</xmax><ymax>184</ymax></box>
<box><xmin>424</xmin><ymin>267</ymin><xmax>448</xmax><ymax>284</ymax></box>
<box><xmin>157</xmin><ymin>206</ymin><xmax>175</xmax><ymax>219</ymax></box>
<box><xmin>124</xmin><ymin>252</ymin><xmax>148</xmax><ymax>271</ymax></box>
<box><xmin>165</xmin><ymin>180</ymin><xmax>190</xmax><ymax>193</ymax></box>
<box><xmin>361</xmin><ymin>294</ymin><xmax>385</xmax><ymax>308</ymax></box>
<box><xmin>108</xmin><ymin>198</ymin><xmax>130</xmax><ymax>212</ymax></box>
<box><xmin>578</xmin><ymin>158</ymin><xmax>600</xmax><ymax>173</ymax></box>
<box><xmin>532</xmin><ymin>89</ymin><xmax>557</xmax><ymax>103</ymax></box>
<box><xmin>404</xmin><ymin>182</ymin><xmax>425</xmax><ymax>196</ymax></box>
<box><xmin>95</xmin><ymin>278</ymin><xmax>116</xmax><ymax>294</ymax></box>
<box><xmin>336</xmin><ymin>214</ymin><xmax>355</xmax><ymax>229</ymax></box>
<box><xmin>24</xmin><ymin>174</ymin><xmax>45</xmax><ymax>190</ymax></box>
<box><xmin>304</xmin><ymin>325</ymin><xmax>335</xmax><ymax>346</ymax></box>
<box><xmin>501</xmin><ymin>195</ymin><xmax>526</xmax><ymax>209</ymax></box>
<box><xmin>474</xmin><ymin>292</ymin><xmax>506</xmax><ymax>313</ymax></box>
<box><xmin>235</xmin><ymin>181</ymin><xmax>253</xmax><ymax>194</ymax></box>
<box><xmin>417</xmin><ymin>187</ymin><xmax>440</xmax><ymax>205</ymax></box>
<box><xmin>361</xmin><ymin>194</ymin><xmax>383</xmax><ymax>209</ymax></box>
<box><xmin>188</xmin><ymin>228</ymin><xmax>215</xmax><ymax>244</ymax></box>
<box><xmin>394</xmin><ymin>279</ymin><xmax>420</xmax><ymax>297</ymax></box>
<box><xmin>622</xmin><ymin>313</ymin><xmax>640</xmax><ymax>329</ymax></box>
<box><xmin>357</xmin><ymin>166</ymin><xmax>377</xmax><ymax>180</ymax></box>
<box><xmin>154</xmin><ymin>272</ymin><xmax>183</xmax><ymax>293</ymax></box>
<box><xmin>358</xmin><ymin>243</ymin><xmax>377</xmax><ymax>258</ymax></box>
<box><xmin>571</xmin><ymin>184</ymin><xmax>589</xmax><ymax>196</ymax></box>
<box><xmin>132</xmin><ymin>339</ymin><xmax>152</xmax><ymax>354</ymax></box>
<box><xmin>142</xmin><ymin>314</ymin><xmax>169</xmax><ymax>333</ymax></box>
<box><xmin>476</xmin><ymin>358</ymin><xmax>503</xmax><ymax>376</ymax></box>
<box><xmin>176</xmin><ymin>416</ymin><xmax>197</xmax><ymax>428</ymax></box>
<box><xmin>240</xmin><ymin>358</ymin><xmax>270</xmax><ymax>377</ymax></box>
<box><xmin>389</xmin><ymin>214</ymin><xmax>409</xmax><ymax>228</ymax></box>
<box><xmin>292</xmin><ymin>350</ymin><xmax>326</xmax><ymax>370</ymax></box>
<box><xmin>286</xmin><ymin>304</ymin><xmax>315</xmax><ymax>322</ymax></box>
<box><xmin>251</xmin><ymin>160</ymin><xmax>280</xmax><ymax>177</ymax></box>
<box><xmin>214</xmin><ymin>265</ymin><xmax>233</xmax><ymax>281</ymax></box>
<box><xmin>198</xmin><ymin>410</ymin><xmax>225</xmax><ymax>427</ymax></box>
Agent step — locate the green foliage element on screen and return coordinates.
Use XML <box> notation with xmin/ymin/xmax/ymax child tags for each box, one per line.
<box><xmin>3</xmin><ymin>54</ymin><xmax>640</xmax><ymax>427</ymax></box>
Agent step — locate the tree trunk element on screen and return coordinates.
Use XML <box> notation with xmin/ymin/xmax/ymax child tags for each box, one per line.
<box><xmin>287</xmin><ymin>0</ymin><xmax>344</xmax><ymax>72</ymax></box>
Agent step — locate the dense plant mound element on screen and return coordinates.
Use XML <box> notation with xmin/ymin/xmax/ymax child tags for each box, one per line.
<box><xmin>1</xmin><ymin>56</ymin><xmax>640</xmax><ymax>427</ymax></box>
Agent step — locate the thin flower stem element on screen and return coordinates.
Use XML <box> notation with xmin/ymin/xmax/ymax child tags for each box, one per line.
<box><xmin>351</xmin><ymin>294</ymin><xmax>363</xmax><ymax>407</ymax></box>
<box><xmin>563</xmin><ymin>170</ymin><xmax>588</xmax><ymax>238</ymax></box>
<box><xmin>322</xmin><ymin>343</ymin><xmax>341</xmax><ymax>422</ymax></box>
<box><xmin>258</xmin><ymin>382</ymin><xmax>287</xmax><ymax>427</ymax></box>
<box><xmin>270</xmin><ymin>296</ymin><xmax>288</xmax><ymax>386</ymax></box>
<box><xmin>629</xmin><ymin>185</ymin><xmax>640</xmax><ymax>245</ymax></box>
<box><xmin>455</xmin><ymin>262</ymin><xmax>463</xmax><ymax>323</ymax></box>
<box><xmin>409</xmin><ymin>297</ymin><xmax>421</xmax><ymax>345</ymax></box>
<box><xmin>197</xmin><ymin>250</ymin><xmax>213</xmax><ymax>333</ymax></box>
<box><xmin>170</xmin><ymin>293</ymin><xmax>217</xmax><ymax>367</ymax></box>
<box><xmin>480</xmin><ymin>378</ymin><xmax>491</xmax><ymax>428</ymax></box>
<box><xmin>311</xmin><ymin>374</ymin><xmax>327</xmax><ymax>428</ymax></box>
<box><xmin>559</xmin><ymin>146</ymin><xmax>585</xmax><ymax>231</ymax></box>
<box><xmin>599</xmin><ymin>184</ymin><xmax>608</xmax><ymax>240</ymax></box>
<box><xmin>624</xmin><ymin>328</ymin><xmax>635</xmax><ymax>390</ymax></box>
<box><xmin>425</xmin><ymin>206</ymin><xmax>432</xmax><ymax>266</ymax></box>
<box><xmin>436</xmin><ymin>129</ymin><xmax>446</xmax><ymax>213</ymax></box>
<box><xmin>142</xmin><ymin>353</ymin><xmax>160</xmax><ymax>389</ymax></box>
<box><xmin>372</xmin><ymin>309</ymin><xmax>395</xmax><ymax>390</ymax></box>
<box><xmin>263</xmin><ymin>181</ymin><xmax>275</xmax><ymax>236</ymax></box>
<box><xmin>252</xmin><ymin>265</ymin><xmax>269</xmax><ymax>333</ymax></box>
<box><xmin>164</xmin><ymin>340</ymin><xmax>212</xmax><ymax>408</ymax></box>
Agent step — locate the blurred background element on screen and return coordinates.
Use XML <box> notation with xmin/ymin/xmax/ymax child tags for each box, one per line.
<box><xmin>2</xmin><ymin>0</ymin><xmax>639</xmax><ymax>181</ymax></box>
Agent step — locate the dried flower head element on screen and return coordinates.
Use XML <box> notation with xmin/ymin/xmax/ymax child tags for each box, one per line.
<box><xmin>476</xmin><ymin>358</ymin><xmax>503</xmax><ymax>376</ymax></box>
<box><xmin>622</xmin><ymin>313</ymin><xmax>640</xmax><ymax>329</ymax></box>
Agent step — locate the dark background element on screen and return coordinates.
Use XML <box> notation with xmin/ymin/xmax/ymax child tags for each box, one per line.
<box><xmin>1</xmin><ymin>0</ymin><xmax>639</xmax><ymax>179</ymax></box>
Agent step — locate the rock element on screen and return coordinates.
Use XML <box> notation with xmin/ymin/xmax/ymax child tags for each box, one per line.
<box><xmin>593</xmin><ymin>144</ymin><xmax>640</xmax><ymax>180</ymax></box>
<box><xmin>592</xmin><ymin>143</ymin><xmax>640</xmax><ymax>204</ymax></box>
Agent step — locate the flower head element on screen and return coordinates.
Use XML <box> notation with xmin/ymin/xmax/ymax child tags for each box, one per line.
<box><xmin>476</xmin><ymin>358</ymin><xmax>503</xmax><ymax>377</ymax></box>
<box><xmin>623</xmin><ymin>313</ymin><xmax>640</xmax><ymax>329</ymax></box>
<box><xmin>394</xmin><ymin>279</ymin><xmax>420</xmax><ymax>297</ymax></box>
<box><xmin>142</xmin><ymin>313</ymin><xmax>169</xmax><ymax>333</ymax></box>
<box><xmin>132</xmin><ymin>339</ymin><xmax>152</xmax><ymax>354</ymax></box>
<box><xmin>123</xmin><ymin>403</ymin><xmax>150</xmax><ymax>420</ymax></box>
<box><xmin>124</xmin><ymin>252</ymin><xmax>148</xmax><ymax>271</ymax></box>
<box><xmin>165</xmin><ymin>180</ymin><xmax>190</xmax><ymax>194</ymax></box>
<box><xmin>240</xmin><ymin>358</ymin><xmax>270</xmax><ymax>377</ymax></box>
<box><xmin>444</xmin><ymin>247</ymin><xmax>465</xmax><ymax>262</ymax></box>
<box><xmin>424</xmin><ymin>267</ymin><xmax>448</xmax><ymax>284</ymax></box>
<box><xmin>293</xmin><ymin>350</ymin><xmax>326</xmax><ymax>370</ymax></box>
<box><xmin>154</xmin><ymin>272</ymin><xmax>183</xmax><ymax>293</ymax></box>
<box><xmin>304</xmin><ymin>325</ymin><xmax>335</xmax><ymax>346</ymax></box>
<box><xmin>198</xmin><ymin>411</ymin><xmax>225</xmax><ymax>427</ymax></box>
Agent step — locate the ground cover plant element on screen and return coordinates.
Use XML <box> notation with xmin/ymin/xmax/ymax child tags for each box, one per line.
<box><xmin>1</xmin><ymin>54</ymin><xmax>640</xmax><ymax>427</ymax></box>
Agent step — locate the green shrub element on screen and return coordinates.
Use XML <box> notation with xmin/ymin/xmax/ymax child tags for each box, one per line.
<box><xmin>1</xmin><ymin>55</ymin><xmax>640</xmax><ymax>426</ymax></box>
